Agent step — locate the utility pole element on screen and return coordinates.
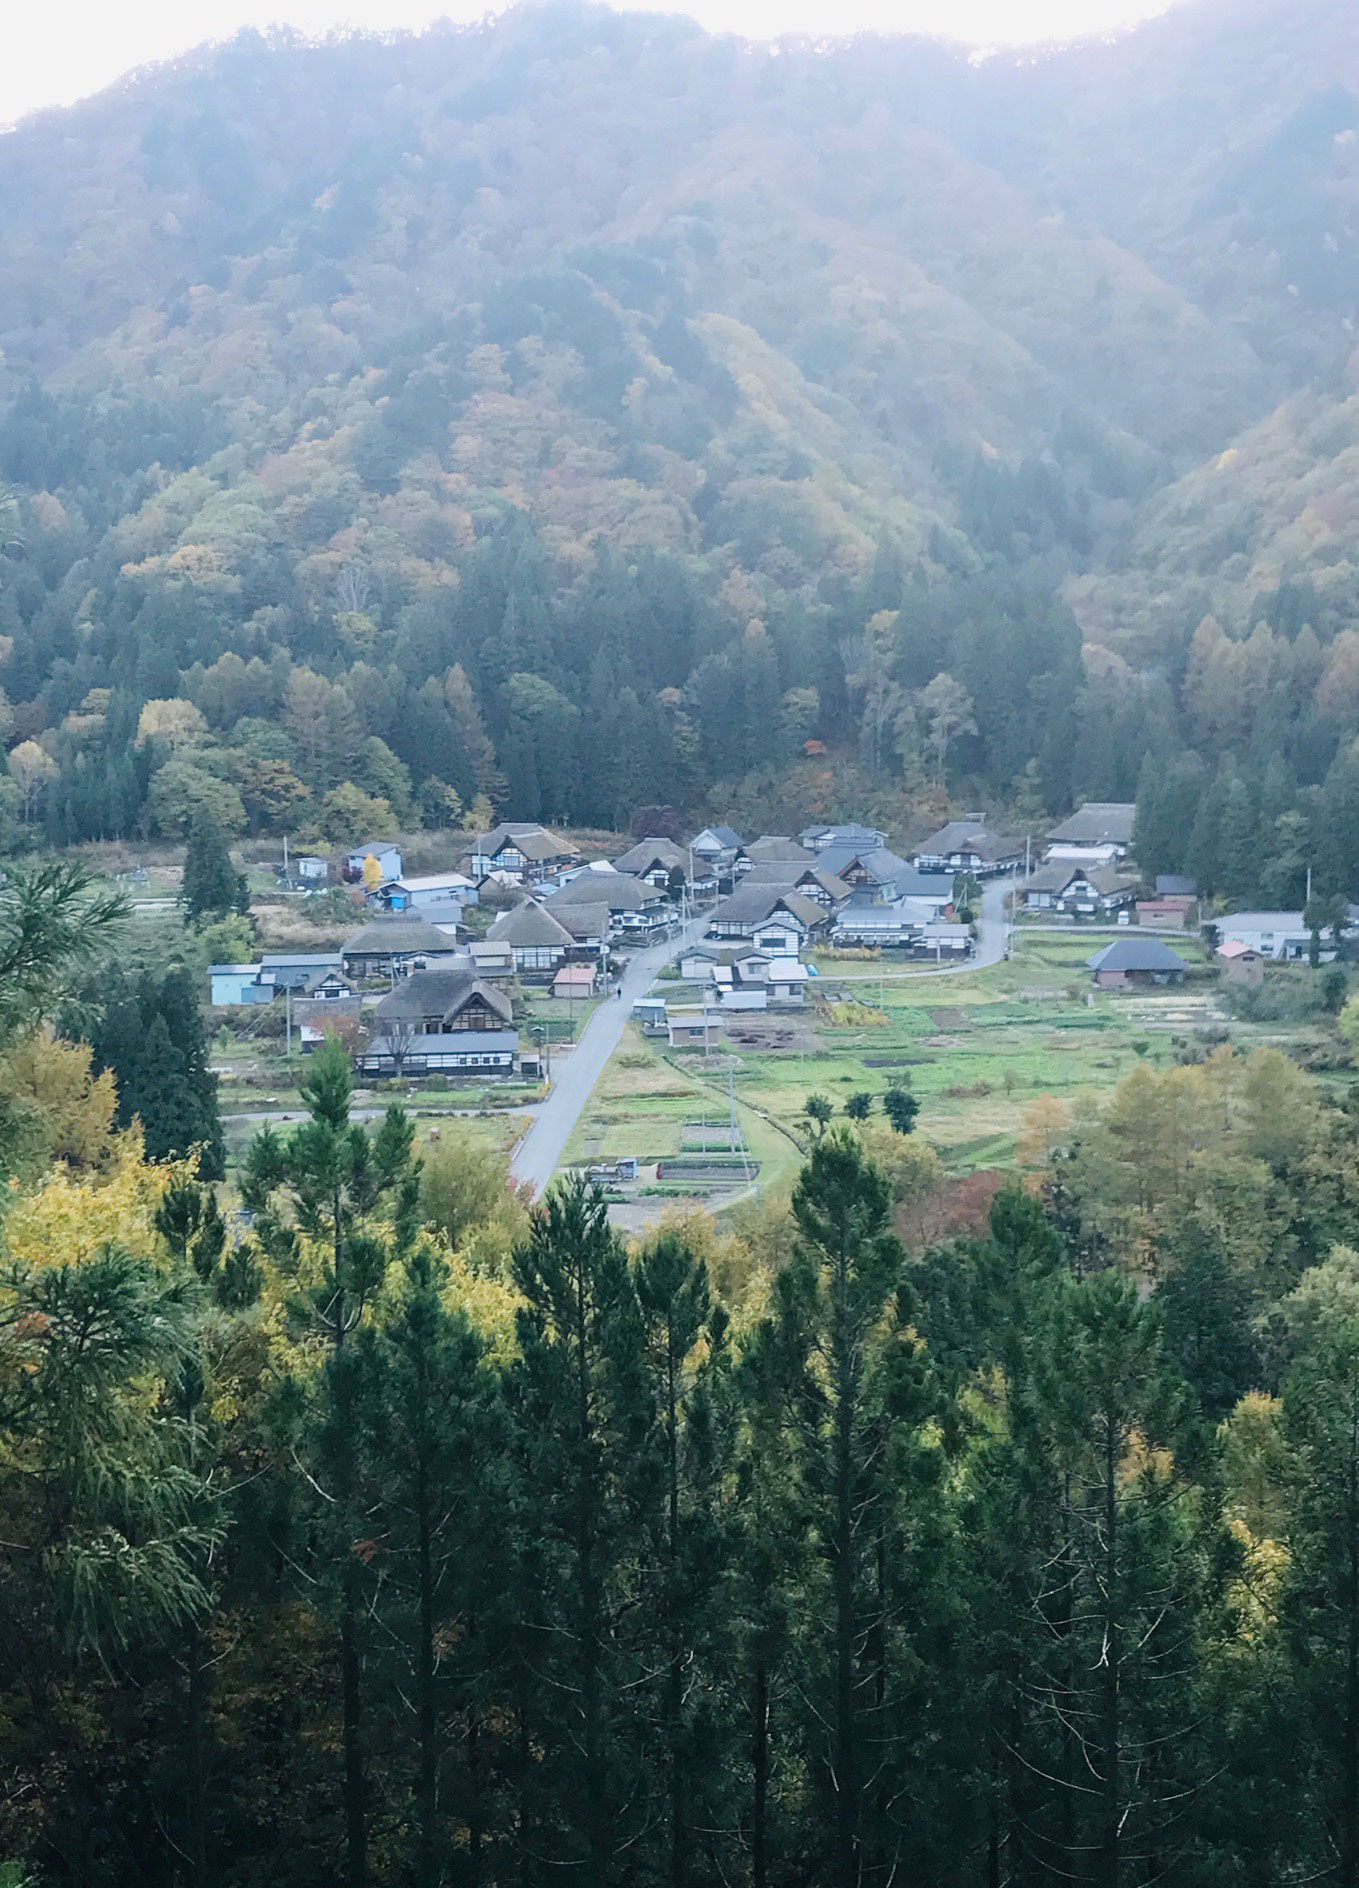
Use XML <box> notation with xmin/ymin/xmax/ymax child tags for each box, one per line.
<box><xmin>286</xmin><ymin>983</ymin><xmax>293</xmax><ymax>1058</ymax></box>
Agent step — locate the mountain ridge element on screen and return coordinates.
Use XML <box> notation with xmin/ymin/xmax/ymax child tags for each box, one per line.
<box><xmin>0</xmin><ymin>0</ymin><xmax>1356</xmax><ymax>888</ymax></box>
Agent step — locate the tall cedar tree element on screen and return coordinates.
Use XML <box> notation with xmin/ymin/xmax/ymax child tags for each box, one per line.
<box><xmin>507</xmin><ymin>1179</ymin><xmax>653</xmax><ymax>1883</ymax></box>
<box><xmin>84</xmin><ymin>964</ymin><xmax>225</xmax><ymax>1176</ymax></box>
<box><xmin>243</xmin><ymin>1037</ymin><xmax>417</xmax><ymax>1888</ymax></box>
<box><xmin>153</xmin><ymin>1175</ymin><xmax>261</xmax><ymax>1887</ymax></box>
<box><xmin>1006</xmin><ymin>1272</ymin><xmax>1213</xmax><ymax>1887</ymax></box>
<box><xmin>356</xmin><ymin>1240</ymin><xmax>509</xmax><ymax>1886</ymax></box>
<box><xmin>181</xmin><ymin>808</ymin><xmax>248</xmax><ymax>923</ymax></box>
<box><xmin>635</xmin><ymin>1230</ymin><xmax>738</xmax><ymax>1888</ymax></box>
<box><xmin>0</xmin><ymin>1247</ymin><xmax>220</xmax><ymax>1880</ymax></box>
<box><xmin>1281</xmin><ymin>1323</ymin><xmax>1359</xmax><ymax>1888</ymax></box>
<box><xmin>757</xmin><ymin>1131</ymin><xmax>936</xmax><ymax>1888</ymax></box>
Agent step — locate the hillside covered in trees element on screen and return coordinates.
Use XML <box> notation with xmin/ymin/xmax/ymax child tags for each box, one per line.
<box><xmin>0</xmin><ymin>0</ymin><xmax>1358</xmax><ymax>881</ymax></box>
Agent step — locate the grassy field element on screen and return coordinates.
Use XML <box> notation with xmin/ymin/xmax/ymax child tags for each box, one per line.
<box><xmin>564</xmin><ymin>932</ymin><xmax>1238</xmax><ymax>1191</ymax></box>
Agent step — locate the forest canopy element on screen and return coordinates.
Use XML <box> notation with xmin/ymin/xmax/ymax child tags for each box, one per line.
<box><xmin>0</xmin><ymin>0</ymin><xmax>1357</xmax><ymax>871</ymax></box>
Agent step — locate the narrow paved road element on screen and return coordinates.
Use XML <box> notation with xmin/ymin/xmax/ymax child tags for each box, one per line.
<box><xmin>830</xmin><ymin>874</ymin><xmax>1015</xmax><ymax>980</ymax></box>
<box><xmin>510</xmin><ymin>919</ymin><xmax>703</xmax><ymax>1196</ymax></box>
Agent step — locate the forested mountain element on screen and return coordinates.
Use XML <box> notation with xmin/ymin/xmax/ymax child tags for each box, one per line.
<box><xmin>0</xmin><ymin>0</ymin><xmax>1358</xmax><ymax>883</ymax></box>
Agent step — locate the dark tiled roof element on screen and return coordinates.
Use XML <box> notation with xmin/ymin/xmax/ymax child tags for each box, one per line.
<box><xmin>1087</xmin><ymin>939</ymin><xmax>1187</xmax><ymax>973</ymax></box>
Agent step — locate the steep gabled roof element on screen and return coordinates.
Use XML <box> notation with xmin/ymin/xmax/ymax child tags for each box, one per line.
<box><xmin>474</xmin><ymin>822</ymin><xmax>578</xmax><ymax>861</ymax></box>
<box><xmin>710</xmin><ymin>886</ymin><xmax>826</xmax><ymax>930</ymax></box>
<box><xmin>549</xmin><ymin>872</ymin><xmax>655</xmax><ymax>912</ymax></box>
<box><xmin>742</xmin><ymin>836</ymin><xmax>814</xmax><ymax>863</ymax></box>
<box><xmin>342</xmin><ymin>919</ymin><xmax>457</xmax><ymax>956</ymax></box>
<box><xmin>915</xmin><ymin>824</ymin><xmax>1021</xmax><ymax>862</ymax></box>
<box><xmin>1048</xmin><ymin>802</ymin><xmax>1137</xmax><ymax>845</ymax></box>
<box><xmin>1020</xmin><ymin>862</ymin><xmax>1138</xmax><ymax>896</ymax></box>
<box><xmin>612</xmin><ymin>837</ymin><xmax>690</xmax><ymax>877</ymax></box>
<box><xmin>487</xmin><ymin>898</ymin><xmax>575</xmax><ymax>948</ymax></box>
<box><xmin>689</xmin><ymin>825</ymin><xmax>742</xmax><ymax>851</ymax></box>
<box><xmin>553</xmin><ymin>902</ymin><xmax>613</xmax><ymax>941</ymax></box>
<box><xmin>818</xmin><ymin>843</ymin><xmax>916</xmax><ymax>882</ymax></box>
<box><xmin>744</xmin><ymin>861</ymin><xmax>852</xmax><ymax>901</ymax></box>
<box><xmin>376</xmin><ymin>969</ymin><xmax>513</xmax><ymax>1028</ymax></box>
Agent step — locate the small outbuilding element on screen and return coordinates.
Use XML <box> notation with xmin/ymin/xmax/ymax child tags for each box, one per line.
<box><xmin>1087</xmin><ymin>938</ymin><xmax>1188</xmax><ymax>989</ymax></box>
<box><xmin>666</xmin><ymin>1007</ymin><xmax>722</xmax><ymax>1049</ymax></box>
<box><xmin>1217</xmin><ymin>939</ymin><xmax>1265</xmax><ymax>987</ymax></box>
<box><xmin>552</xmin><ymin>963</ymin><xmax>601</xmax><ymax>999</ymax></box>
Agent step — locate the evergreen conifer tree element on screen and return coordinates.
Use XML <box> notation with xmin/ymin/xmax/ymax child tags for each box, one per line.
<box><xmin>757</xmin><ymin>1132</ymin><xmax>937</xmax><ymax>1887</ymax></box>
<box><xmin>181</xmin><ymin>809</ymin><xmax>247</xmax><ymax>923</ymax></box>
<box><xmin>506</xmin><ymin>1178</ymin><xmax>652</xmax><ymax>1882</ymax></box>
<box><xmin>243</xmin><ymin>1038</ymin><xmax>417</xmax><ymax>1888</ymax></box>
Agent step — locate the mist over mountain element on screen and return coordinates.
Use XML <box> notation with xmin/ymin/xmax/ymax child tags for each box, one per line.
<box><xmin>0</xmin><ymin>0</ymin><xmax>1357</xmax><ymax>888</ymax></box>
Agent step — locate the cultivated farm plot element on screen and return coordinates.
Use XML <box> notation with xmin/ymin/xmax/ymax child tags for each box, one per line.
<box><xmin>702</xmin><ymin>936</ymin><xmax>1223</xmax><ymax>1170</ymax></box>
<box><xmin>564</xmin><ymin>1027</ymin><xmax>804</xmax><ymax>1204</ymax></box>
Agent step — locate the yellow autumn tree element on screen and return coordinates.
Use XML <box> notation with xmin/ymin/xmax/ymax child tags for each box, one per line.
<box><xmin>3</xmin><ymin>1130</ymin><xmax>184</xmax><ymax>1270</ymax></box>
<box><xmin>135</xmin><ymin>697</ymin><xmax>208</xmax><ymax>750</ymax></box>
<box><xmin>0</xmin><ymin>1034</ymin><xmax>119</xmax><ymax>1178</ymax></box>
<box><xmin>1017</xmin><ymin>1095</ymin><xmax>1073</xmax><ymax>1169</ymax></box>
<box><xmin>856</xmin><ymin>1118</ymin><xmax>943</xmax><ymax>1205</ymax></box>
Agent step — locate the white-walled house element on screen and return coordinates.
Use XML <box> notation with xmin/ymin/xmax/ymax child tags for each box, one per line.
<box><xmin>1212</xmin><ymin>911</ymin><xmax>1353</xmax><ymax>961</ymax></box>
<box><xmin>1044</xmin><ymin>804</ymin><xmax>1136</xmax><ymax>866</ymax></box>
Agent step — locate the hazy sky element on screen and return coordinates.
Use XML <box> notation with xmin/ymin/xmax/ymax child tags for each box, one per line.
<box><xmin>3</xmin><ymin>0</ymin><xmax>1179</xmax><ymax>126</ymax></box>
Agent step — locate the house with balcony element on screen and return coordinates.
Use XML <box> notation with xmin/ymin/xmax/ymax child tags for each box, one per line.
<box><xmin>707</xmin><ymin>886</ymin><xmax>829</xmax><ymax>952</ymax></box>
<box><xmin>341</xmin><ymin>920</ymin><xmax>460</xmax><ymax>982</ymax></box>
<box><xmin>816</xmin><ymin>844</ymin><xmax>920</xmax><ymax>903</ymax></box>
<box><xmin>487</xmin><ymin>898</ymin><xmax>575</xmax><ymax>977</ymax></box>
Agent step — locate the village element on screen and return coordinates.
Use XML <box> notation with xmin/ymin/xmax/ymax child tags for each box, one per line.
<box><xmin>191</xmin><ymin>801</ymin><xmax>1354</xmax><ymax>1210</ymax></box>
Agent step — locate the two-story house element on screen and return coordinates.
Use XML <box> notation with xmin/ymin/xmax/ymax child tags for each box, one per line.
<box><xmin>358</xmin><ymin>967</ymin><xmax>518</xmax><ymax>1076</ymax></box>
